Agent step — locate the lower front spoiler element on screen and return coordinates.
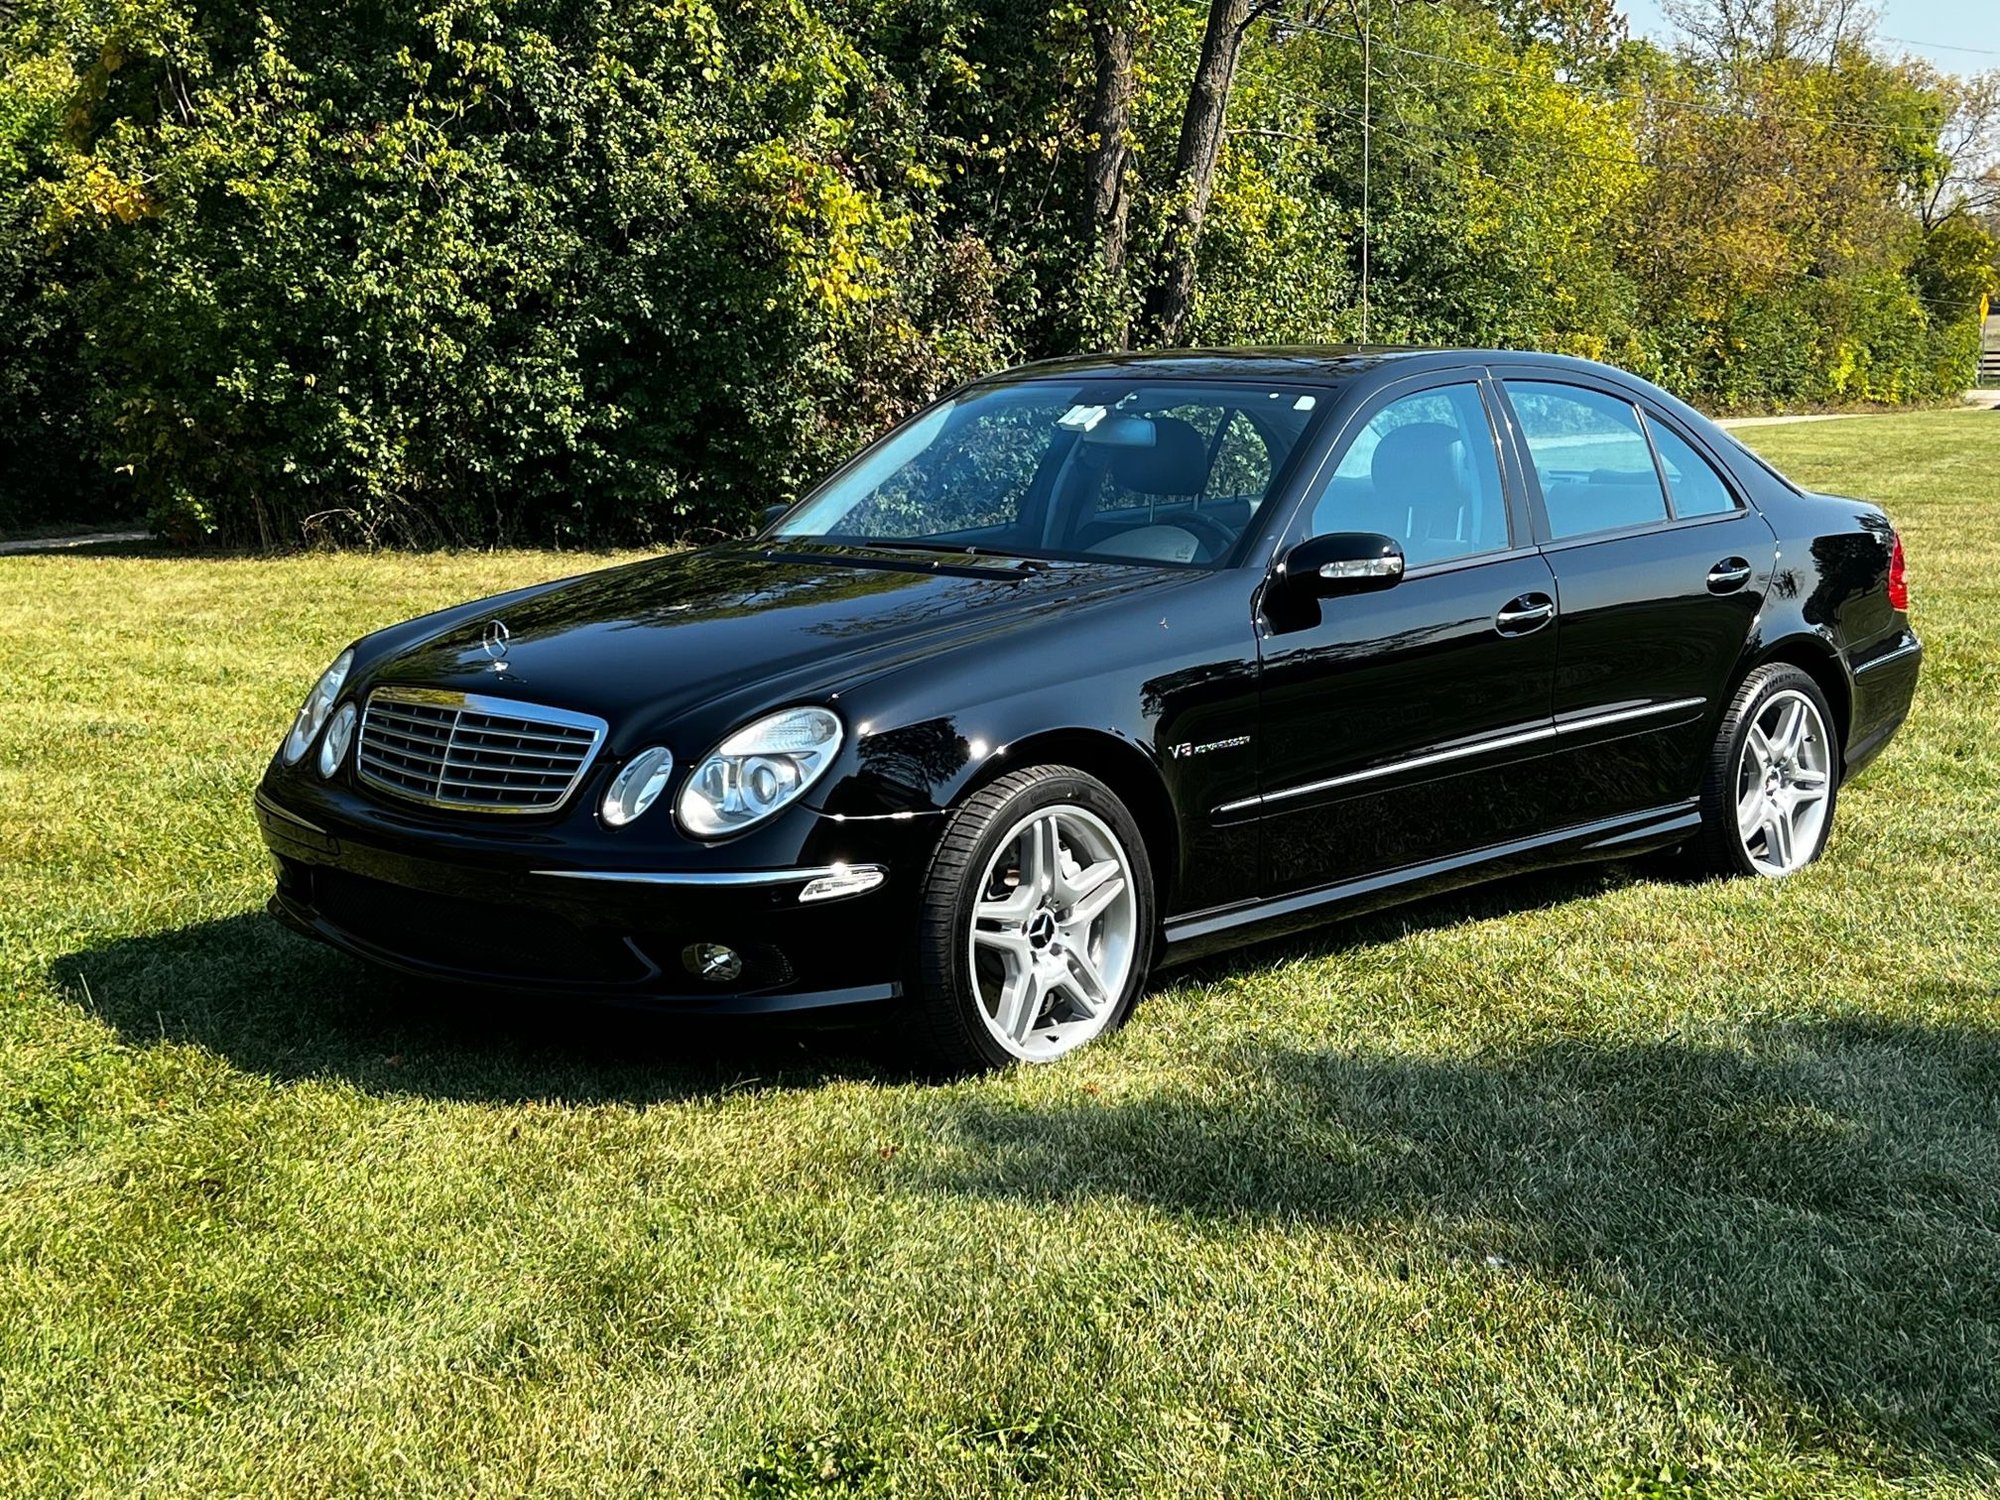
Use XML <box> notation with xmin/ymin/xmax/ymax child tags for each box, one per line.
<box><xmin>256</xmin><ymin>785</ymin><xmax>919</xmax><ymax>1016</ymax></box>
<box><xmin>268</xmin><ymin>889</ymin><xmax>900</xmax><ymax>1016</ymax></box>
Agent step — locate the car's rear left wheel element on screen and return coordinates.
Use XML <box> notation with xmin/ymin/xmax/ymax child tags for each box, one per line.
<box><xmin>907</xmin><ymin>765</ymin><xmax>1154</xmax><ymax>1072</ymax></box>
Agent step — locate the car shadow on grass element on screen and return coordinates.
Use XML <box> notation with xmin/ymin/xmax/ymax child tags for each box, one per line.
<box><xmin>52</xmin><ymin>911</ymin><xmax>893</xmax><ymax>1105</ymax></box>
<box><xmin>53</xmin><ymin>863</ymin><xmax>1647</xmax><ymax>1107</ymax></box>
<box><xmin>49</xmin><ymin>886</ymin><xmax>2000</xmax><ymax>1465</ymax></box>
<box><xmin>1160</xmin><ymin>856</ymin><xmax>1658</xmax><ymax>989</ymax></box>
<box><xmin>917</xmin><ymin>999</ymin><xmax>2000</xmax><ymax>1467</ymax></box>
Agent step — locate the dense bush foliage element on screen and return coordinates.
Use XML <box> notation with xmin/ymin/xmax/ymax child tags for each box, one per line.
<box><xmin>0</xmin><ymin>0</ymin><xmax>1993</xmax><ymax>545</ymax></box>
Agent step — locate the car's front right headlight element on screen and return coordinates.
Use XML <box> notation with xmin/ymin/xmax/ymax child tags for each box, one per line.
<box><xmin>676</xmin><ymin>706</ymin><xmax>842</xmax><ymax>838</ymax></box>
<box><xmin>281</xmin><ymin>648</ymin><xmax>354</xmax><ymax>765</ymax></box>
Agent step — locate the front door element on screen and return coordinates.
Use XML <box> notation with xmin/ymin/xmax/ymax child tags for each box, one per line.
<box><xmin>1252</xmin><ymin>376</ymin><xmax>1562</xmax><ymax>896</ymax></box>
<box><xmin>1494</xmin><ymin>373</ymin><xmax>1778</xmax><ymax>820</ymax></box>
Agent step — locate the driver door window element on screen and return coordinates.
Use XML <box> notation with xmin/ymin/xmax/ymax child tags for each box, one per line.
<box><xmin>1256</xmin><ymin>378</ymin><xmax>1559</xmax><ymax>898</ymax></box>
<box><xmin>1308</xmin><ymin>384</ymin><xmax>1510</xmax><ymax>567</ymax></box>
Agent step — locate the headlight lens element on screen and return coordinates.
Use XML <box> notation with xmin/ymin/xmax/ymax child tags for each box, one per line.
<box><xmin>317</xmin><ymin>701</ymin><xmax>358</xmax><ymax>778</ymax></box>
<box><xmin>677</xmin><ymin>706</ymin><xmax>842</xmax><ymax>838</ymax></box>
<box><xmin>601</xmin><ymin>746</ymin><xmax>676</xmax><ymax>827</ymax></box>
<box><xmin>282</xmin><ymin>649</ymin><xmax>354</xmax><ymax>765</ymax></box>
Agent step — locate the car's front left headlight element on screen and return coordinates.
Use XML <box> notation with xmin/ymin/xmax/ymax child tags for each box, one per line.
<box><xmin>676</xmin><ymin>706</ymin><xmax>842</xmax><ymax>838</ymax></box>
<box><xmin>281</xmin><ymin>648</ymin><xmax>355</xmax><ymax>765</ymax></box>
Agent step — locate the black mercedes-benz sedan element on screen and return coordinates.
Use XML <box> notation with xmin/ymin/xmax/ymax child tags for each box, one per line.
<box><xmin>258</xmin><ymin>348</ymin><xmax>1921</xmax><ymax>1069</ymax></box>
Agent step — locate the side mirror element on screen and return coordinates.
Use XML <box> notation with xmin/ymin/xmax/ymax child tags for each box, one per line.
<box><xmin>1276</xmin><ymin>532</ymin><xmax>1405</xmax><ymax>598</ymax></box>
<box><xmin>759</xmin><ymin>502</ymin><xmax>790</xmax><ymax>532</ymax></box>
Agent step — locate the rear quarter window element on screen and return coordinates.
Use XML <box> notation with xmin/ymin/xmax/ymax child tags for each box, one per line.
<box><xmin>1649</xmin><ymin>421</ymin><xmax>1739</xmax><ymax>518</ymax></box>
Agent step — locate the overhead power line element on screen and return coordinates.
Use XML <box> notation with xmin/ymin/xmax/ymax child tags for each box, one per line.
<box><xmin>1250</xmin><ymin>81</ymin><xmax>1707</xmax><ymax>171</ymax></box>
<box><xmin>1285</xmin><ymin>17</ymin><xmax>1950</xmax><ymax>138</ymax></box>
<box><xmin>1234</xmin><ymin>87</ymin><xmax>1974</xmax><ymax>317</ymax></box>
<box><xmin>1230</xmin><ymin>12</ymin><xmax>1984</xmax><ymax>324</ymax></box>
<box><xmin>1881</xmin><ymin>34</ymin><xmax>2000</xmax><ymax>59</ymax></box>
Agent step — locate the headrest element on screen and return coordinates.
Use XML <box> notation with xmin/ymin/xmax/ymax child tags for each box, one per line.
<box><xmin>1371</xmin><ymin>422</ymin><xmax>1463</xmax><ymax>502</ymax></box>
<box><xmin>1109</xmin><ymin>415</ymin><xmax>1208</xmax><ymax>496</ymax></box>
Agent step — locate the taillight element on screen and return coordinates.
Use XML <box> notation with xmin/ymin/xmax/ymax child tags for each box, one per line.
<box><xmin>1888</xmin><ymin>533</ymin><xmax>1909</xmax><ymax>613</ymax></box>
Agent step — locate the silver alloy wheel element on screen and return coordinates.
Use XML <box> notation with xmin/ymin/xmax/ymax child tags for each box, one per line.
<box><xmin>966</xmin><ymin>803</ymin><xmax>1139</xmax><ymax>1061</ymax></box>
<box><xmin>1735</xmin><ymin>688</ymin><xmax>1833</xmax><ymax>876</ymax></box>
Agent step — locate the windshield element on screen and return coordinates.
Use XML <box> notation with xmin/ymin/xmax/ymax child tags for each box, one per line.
<box><xmin>772</xmin><ymin>380</ymin><xmax>1325</xmax><ymax>567</ymax></box>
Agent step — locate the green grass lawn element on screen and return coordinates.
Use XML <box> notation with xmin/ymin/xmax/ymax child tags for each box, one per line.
<box><xmin>2</xmin><ymin>411</ymin><xmax>1996</xmax><ymax>1497</ymax></box>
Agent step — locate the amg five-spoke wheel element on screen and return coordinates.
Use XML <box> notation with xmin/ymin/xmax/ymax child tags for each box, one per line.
<box><xmin>1696</xmin><ymin>663</ymin><xmax>1841</xmax><ymax>879</ymax></box>
<box><xmin>1735</xmin><ymin>689</ymin><xmax>1832</xmax><ymax>875</ymax></box>
<box><xmin>910</xmin><ymin>766</ymin><xmax>1154</xmax><ymax>1071</ymax></box>
<box><xmin>968</xmin><ymin>804</ymin><xmax>1138</xmax><ymax>1058</ymax></box>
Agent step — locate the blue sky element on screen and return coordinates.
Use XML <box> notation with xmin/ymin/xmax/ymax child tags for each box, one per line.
<box><xmin>1619</xmin><ymin>0</ymin><xmax>1997</xmax><ymax>73</ymax></box>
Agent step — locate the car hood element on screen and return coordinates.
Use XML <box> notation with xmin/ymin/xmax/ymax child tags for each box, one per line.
<box><xmin>362</xmin><ymin>544</ymin><xmax>1200</xmax><ymax>734</ymax></box>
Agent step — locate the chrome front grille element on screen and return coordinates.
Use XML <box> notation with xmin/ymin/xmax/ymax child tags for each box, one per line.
<box><xmin>356</xmin><ymin>689</ymin><xmax>607</xmax><ymax>813</ymax></box>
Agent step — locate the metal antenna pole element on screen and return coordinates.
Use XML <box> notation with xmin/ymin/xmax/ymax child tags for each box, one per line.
<box><xmin>1361</xmin><ymin>0</ymin><xmax>1371</xmax><ymax>345</ymax></box>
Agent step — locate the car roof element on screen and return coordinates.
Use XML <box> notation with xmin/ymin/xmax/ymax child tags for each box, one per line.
<box><xmin>983</xmin><ymin>345</ymin><xmax>1637</xmax><ymax>387</ymax></box>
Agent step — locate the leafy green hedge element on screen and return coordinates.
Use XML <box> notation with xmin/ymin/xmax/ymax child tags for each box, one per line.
<box><xmin>0</xmin><ymin>0</ymin><xmax>1989</xmax><ymax>546</ymax></box>
<box><xmin>2</xmin><ymin>0</ymin><xmax>1021</xmax><ymax>544</ymax></box>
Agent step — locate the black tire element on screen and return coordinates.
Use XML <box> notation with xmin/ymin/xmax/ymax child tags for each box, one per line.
<box><xmin>903</xmin><ymin>764</ymin><xmax>1155</xmax><ymax>1074</ymax></box>
<box><xmin>1691</xmin><ymin>663</ymin><xmax>1841</xmax><ymax>878</ymax></box>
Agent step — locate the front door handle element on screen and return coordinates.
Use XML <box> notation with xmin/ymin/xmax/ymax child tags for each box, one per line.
<box><xmin>1707</xmin><ymin>557</ymin><xmax>1753</xmax><ymax>593</ymax></box>
<box><xmin>1494</xmin><ymin>593</ymin><xmax>1557</xmax><ymax>636</ymax></box>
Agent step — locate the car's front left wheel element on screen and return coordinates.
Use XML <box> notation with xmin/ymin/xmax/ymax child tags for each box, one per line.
<box><xmin>907</xmin><ymin>765</ymin><xmax>1154</xmax><ymax>1072</ymax></box>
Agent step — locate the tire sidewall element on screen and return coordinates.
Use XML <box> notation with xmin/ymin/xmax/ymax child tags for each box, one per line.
<box><xmin>919</xmin><ymin>767</ymin><xmax>1156</xmax><ymax>1070</ymax></box>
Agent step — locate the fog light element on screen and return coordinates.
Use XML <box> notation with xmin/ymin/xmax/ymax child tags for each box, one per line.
<box><xmin>318</xmin><ymin>701</ymin><xmax>358</xmax><ymax>778</ymax></box>
<box><xmin>682</xmin><ymin>943</ymin><xmax>743</xmax><ymax>983</ymax></box>
<box><xmin>798</xmin><ymin>864</ymin><xmax>887</xmax><ymax>903</ymax></box>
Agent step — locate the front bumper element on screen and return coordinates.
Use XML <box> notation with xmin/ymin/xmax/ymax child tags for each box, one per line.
<box><xmin>256</xmin><ymin>785</ymin><xmax>935</xmax><ymax>1015</ymax></box>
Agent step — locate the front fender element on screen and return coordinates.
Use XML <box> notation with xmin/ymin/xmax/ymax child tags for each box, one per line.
<box><xmin>806</xmin><ymin>574</ymin><xmax>1264</xmax><ymax>913</ymax></box>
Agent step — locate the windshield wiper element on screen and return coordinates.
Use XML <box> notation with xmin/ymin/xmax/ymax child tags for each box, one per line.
<box><xmin>821</xmin><ymin>538</ymin><xmax>1054</xmax><ymax>572</ymax></box>
<box><xmin>844</xmin><ymin>537</ymin><xmax>968</xmax><ymax>554</ymax></box>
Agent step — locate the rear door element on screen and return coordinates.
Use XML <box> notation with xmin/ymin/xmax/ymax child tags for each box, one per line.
<box><xmin>1492</xmin><ymin>370</ymin><xmax>1778</xmax><ymax>819</ymax></box>
<box><xmin>1251</xmin><ymin>372</ymin><xmax>1563</xmax><ymax>896</ymax></box>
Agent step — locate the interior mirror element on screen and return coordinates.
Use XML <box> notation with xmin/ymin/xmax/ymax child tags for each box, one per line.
<box><xmin>1278</xmin><ymin>532</ymin><xmax>1405</xmax><ymax>597</ymax></box>
<box><xmin>1076</xmin><ymin>413</ymin><xmax>1159</xmax><ymax>449</ymax></box>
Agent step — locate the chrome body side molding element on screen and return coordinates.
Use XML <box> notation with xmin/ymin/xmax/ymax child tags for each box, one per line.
<box><xmin>1215</xmin><ymin>696</ymin><xmax>1707</xmax><ymax>817</ymax></box>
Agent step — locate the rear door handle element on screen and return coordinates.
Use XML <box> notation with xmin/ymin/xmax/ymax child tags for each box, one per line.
<box><xmin>1706</xmin><ymin>557</ymin><xmax>1753</xmax><ymax>593</ymax></box>
<box><xmin>1494</xmin><ymin>593</ymin><xmax>1556</xmax><ymax>636</ymax></box>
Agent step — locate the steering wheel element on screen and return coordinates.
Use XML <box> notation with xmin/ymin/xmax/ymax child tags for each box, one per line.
<box><xmin>1173</xmin><ymin>508</ymin><xmax>1242</xmax><ymax>562</ymax></box>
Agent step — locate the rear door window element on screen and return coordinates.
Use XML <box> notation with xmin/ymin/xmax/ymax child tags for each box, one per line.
<box><xmin>1506</xmin><ymin>382</ymin><xmax>1668</xmax><ymax>540</ymax></box>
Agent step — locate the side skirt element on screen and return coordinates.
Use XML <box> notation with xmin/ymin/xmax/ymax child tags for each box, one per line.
<box><xmin>1157</xmin><ymin>800</ymin><xmax>1702</xmax><ymax>967</ymax></box>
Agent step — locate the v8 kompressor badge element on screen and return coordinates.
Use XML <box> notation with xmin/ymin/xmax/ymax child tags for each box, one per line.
<box><xmin>1169</xmin><ymin>735</ymin><xmax>1251</xmax><ymax>760</ymax></box>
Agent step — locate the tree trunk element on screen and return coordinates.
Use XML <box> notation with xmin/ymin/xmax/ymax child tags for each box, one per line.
<box><xmin>1083</xmin><ymin>13</ymin><xmax>1137</xmax><ymax>277</ymax></box>
<box><xmin>1142</xmin><ymin>0</ymin><xmax>1262</xmax><ymax>344</ymax></box>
